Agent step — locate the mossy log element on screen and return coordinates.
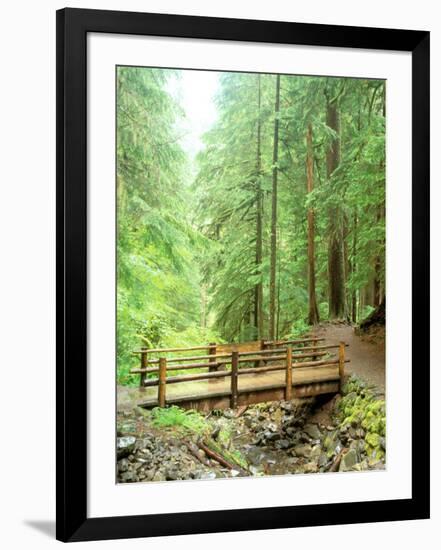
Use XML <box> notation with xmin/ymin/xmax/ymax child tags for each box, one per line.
<box><xmin>198</xmin><ymin>437</ymin><xmax>248</xmax><ymax>474</ymax></box>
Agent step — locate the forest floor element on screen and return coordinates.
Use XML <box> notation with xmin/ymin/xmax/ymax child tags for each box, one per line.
<box><xmin>116</xmin><ymin>322</ymin><xmax>386</xmax><ymax>483</ymax></box>
<box><xmin>312</xmin><ymin>323</ymin><xmax>385</xmax><ymax>394</ymax></box>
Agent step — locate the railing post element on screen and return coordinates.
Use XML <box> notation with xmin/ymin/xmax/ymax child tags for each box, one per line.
<box><xmin>259</xmin><ymin>339</ymin><xmax>265</xmax><ymax>368</ymax></box>
<box><xmin>230</xmin><ymin>351</ymin><xmax>239</xmax><ymax>408</ymax></box>
<box><xmin>140</xmin><ymin>347</ymin><xmax>148</xmax><ymax>389</ymax></box>
<box><xmin>158</xmin><ymin>357</ymin><xmax>167</xmax><ymax>407</ymax></box>
<box><xmin>208</xmin><ymin>342</ymin><xmax>217</xmax><ymax>372</ymax></box>
<box><xmin>285</xmin><ymin>345</ymin><xmax>292</xmax><ymax>400</ymax></box>
<box><xmin>338</xmin><ymin>341</ymin><xmax>345</xmax><ymax>391</ymax></box>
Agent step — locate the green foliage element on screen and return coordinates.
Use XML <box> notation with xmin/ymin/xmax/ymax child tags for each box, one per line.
<box><xmin>286</xmin><ymin>318</ymin><xmax>310</xmax><ymax>339</ymax></box>
<box><xmin>116</xmin><ymin>67</ymin><xmax>386</xmax><ymax>385</ymax></box>
<box><xmin>151</xmin><ymin>406</ymin><xmax>210</xmax><ymax>434</ymax></box>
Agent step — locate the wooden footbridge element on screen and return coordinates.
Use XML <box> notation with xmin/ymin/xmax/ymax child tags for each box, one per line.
<box><xmin>130</xmin><ymin>337</ymin><xmax>349</xmax><ymax>412</ymax></box>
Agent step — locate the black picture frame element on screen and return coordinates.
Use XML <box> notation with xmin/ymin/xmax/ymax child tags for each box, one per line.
<box><xmin>56</xmin><ymin>7</ymin><xmax>430</xmax><ymax>542</ymax></box>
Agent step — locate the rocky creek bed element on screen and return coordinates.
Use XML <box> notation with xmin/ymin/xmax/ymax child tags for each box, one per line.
<box><xmin>117</xmin><ymin>374</ymin><xmax>386</xmax><ymax>483</ymax></box>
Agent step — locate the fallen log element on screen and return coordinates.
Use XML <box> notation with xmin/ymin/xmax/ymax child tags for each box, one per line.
<box><xmin>184</xmin><ymin>441</ymin><xmax>211</xmax><ymax>467</ymax></box>
<box><xmin>198</xmin><ymin>438</ymin><xmax>248</xmax><ymax>475</ymax></box>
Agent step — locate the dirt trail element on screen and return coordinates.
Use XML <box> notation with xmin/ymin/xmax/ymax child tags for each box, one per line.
<box><xmin>313</xmin><ymin>324</ymin><xmax>385</xmax><ymax>394</ymax></box>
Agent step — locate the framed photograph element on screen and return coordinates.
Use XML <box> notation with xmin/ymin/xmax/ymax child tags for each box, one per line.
<box><xmin>56</xmin><ymin>8</ymin><xmax>430</xmax><ymax>542</ymax></box>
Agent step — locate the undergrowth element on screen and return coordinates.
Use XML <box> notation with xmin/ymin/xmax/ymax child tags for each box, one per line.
<box><xmin>150</xmin><ymin>406</ymin><xmax>210</xmax><ymax>435</ymax></box>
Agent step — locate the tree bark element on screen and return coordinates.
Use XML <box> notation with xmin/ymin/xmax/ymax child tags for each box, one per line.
<box><xmin>269</xmin><ymin>75</ymin><xmax>281</xmax><ymax>340</ymax></box>
<box><xmin>351</xmin><ymin>211</ymin><xmax>358</xmax><ymax>323</ymax></box>
<box><xmin>254</xmin><ymin>74</ymin><xmax>264</xmax><ymax>339</ymax></box>
<box><xmin>306</xmin><ymin>122</ymin><xmax>320</xmax><ymax>325</ymax></box>
<box><xmin>326</xmin><ymin>95</ymin><xmax>346</xmax><ymax>319</ymax></box>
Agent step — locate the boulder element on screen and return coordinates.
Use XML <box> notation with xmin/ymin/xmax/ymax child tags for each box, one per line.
<box><xmin>117</xmin><ymin>436</ymin><xmax>136</xmax><ymax>459</ymax></box>
<box><xmin>293</xmin><ymin>444</ymin><xmax>312</xmax><ymax>458</ymax></box>
<box><xmin>339</xmin><ymin>449</ymin><xmax>359</xmax><ymax>472</ymax></box>
<box><xmin>303</xmin><ymin>423</ymin><xmax>322</xmax><ymax>440</ymax></box>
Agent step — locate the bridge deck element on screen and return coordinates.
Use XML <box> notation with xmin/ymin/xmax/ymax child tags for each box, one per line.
<box><xmin>134</xmin><ymin>364</ymin><xmax>340</xmax><ymax>410</ymax></box>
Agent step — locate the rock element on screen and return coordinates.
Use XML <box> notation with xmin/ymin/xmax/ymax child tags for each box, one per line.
<box><xmin>365</xmin><ymin>432</ymin><xmax>381</xmax><ymax>449</ymax></box>
<box><xmin>318</xmin><ymin>453</ymin><xmax>328</xmax><ymax>468</ymax></box>
<box><xmin>120</xmin><ymin>470</ymin><xmax>138</xmax><ymax>483</ymax></box>
<box><xmin>293</xmin><ymin>444</ymin><xmax>312</xmax><ymax>458</ymax></box>
<box><xmin>303</xmin><ymin>424</ymin><xmax>321</xmax><ymax>440</ymax></box>
<box><xmin>303</xmin><ymin>462</ymin><xmax>319</xmax><ymax>474</ymax></box>
<box><xmin>275</xmin><ymin>439</ymin><xmax>291</xmax><ymax>450</ymax></box>
<box><xmin>263</xmin><ymin>431</ymin><xmax>281</xmax><ymax>442</ymax></box>
<box><xmin>368</xmin><ymin>460</ymin><xmax>385</xmax><ymax>470</ymax></box>
<box><xmin>139</xmin><ymin>448</ymin><xmax>153</xmax><ymax>461</ymax></box>
<box><xmin>193</xmin><ymin>471</ymin><xmax>216</xmax><ymax>480</ymax></box>
<box><xmin>310</xmin><ymin>445</ymin><xmax>321</xmax><ymax>459</ymax></box>
<box><xmin>152</xmin><ymin>471</ymin><xmax>166</xmax><ymax>482</ymax></box>
<box><xmin>246</xmin><ymin>447</ymin><xmax>265</xmax><ymax>465</ymax></box>
<box><xmin>339</xmin><ymin>449</ymin><xmax>359</xmax><ymax>472</ymax></box>
<box><xmin>264</xmin><ymin>422</ymin><xmax>278</xmax><ymax>433</ymax></box>
<box><xmin>324</xmin><ymin>432</ymin><xmax>341</xmax><ymax>456</ymax></box>
<box><xmin>117</xmin><ymin>436</ymin><xmax>136</xmax><ymax>459</ymax></box>
<box><xmin>351</xmin><ymin>439</ymin><xmax>365</xmax><ymax>455</ymax></box>
<box><xmin>223</xmin><ymin>409</ymin><xmax>235</xmax><ymax>419</ymax></box>
<box><xmin>165</xmin><ymin>468</ymin><xmax>180</xmax><ymax>481</ymax></box>
<box><xmin>118</xmin><ymin>458</ymin><xmax>129</xmax><ymax>473</ymax></box>
<box><xmin>230</xmin><ymin>469</ymin><xmax>240</xmax><ymax>477</ymax></box>
<box><xmin>144</xmin><ymin>469</ymin><xmax>155</xmax><ymax>481</ymax></box>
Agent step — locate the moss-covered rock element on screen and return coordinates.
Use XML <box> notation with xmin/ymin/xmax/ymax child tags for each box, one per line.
<box><xmin>336</xmin><ymin>374</ymin><xmax>386</xmax><ymax>465</ymax></box>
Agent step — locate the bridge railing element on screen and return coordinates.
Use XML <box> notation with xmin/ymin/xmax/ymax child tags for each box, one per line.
<box><xmin>130</xmin><ymin>338</ymin><xmax>348</xmax><ymax>408</ymax></box>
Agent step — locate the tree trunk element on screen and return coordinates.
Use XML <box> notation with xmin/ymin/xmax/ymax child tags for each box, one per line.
<box><xmin>351</xmin><ymin>211</ymin><xmax>358</xmax><ymax>323</ymax></box>
<box><xmin>254</xmin><ymin>74</ymin><xmax>264</xmax><ymax>339</ymax></box>
<box><xmin>326</xmin><ymin>96</ymin><xmax>346</xmax><ymax>319</ymax></box>
<box><xmin>306</xmin><ymin>122</ymin><xmax>320</xmax><ymax>325</ymax></box>
<box><xmin>358</xmin><ymin>297</ymin><xmax>385</xmax><ymax>331</ymax></box>
<box><xmin>269</xmin><ymin>75</ymin><xmax>281</xmax><ymax>340</ymax></box>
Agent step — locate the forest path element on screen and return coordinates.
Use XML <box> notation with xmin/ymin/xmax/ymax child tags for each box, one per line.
<box><xmin>312</xmin><ymin>323</ymin><xmax>385</xmax><ymax>394</ymax></box>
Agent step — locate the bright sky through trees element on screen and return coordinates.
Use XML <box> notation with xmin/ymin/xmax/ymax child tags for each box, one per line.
<box><xmin>173</xmin><ymin>70</ymin><xmax>220</xmax><ymax>158</ymax></box>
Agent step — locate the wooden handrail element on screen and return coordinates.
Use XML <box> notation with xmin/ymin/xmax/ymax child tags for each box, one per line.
<box><xmin>132</xmin><ymin>344</ymin><xmax>216</xmax><ymax>354</ymax></box>
<box><xmin>144</xmin><ymin>369</ymin><xmax>231</xmax><ymax>387</ymax></box>
<box><xmin>264</xmin><ymin>337</ymin><xmax>324</xmax><ymax>346</ymax></box>
<box><xmin>131</xmin><ymin>351</ymin><xmax>330</xmax><ymax>374</ymax></box>
<box><xmin>142</xmin><ymin>359</ymin><xmax>350</xmax><ymax>387</ymax></box>
<box><xmin>139</xmin><ymin>344</ymin><xmax>346</xmax><ymax>364</ymax></box>
<box><xmin>132</xmin><ymin>337</ymin><xmax>329</xmax><ymax>355</ymax></box>
<box><xmin>141</xmin><ymin>353</ymin><xmax>232</xmax><ymax>364</ymax></box>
